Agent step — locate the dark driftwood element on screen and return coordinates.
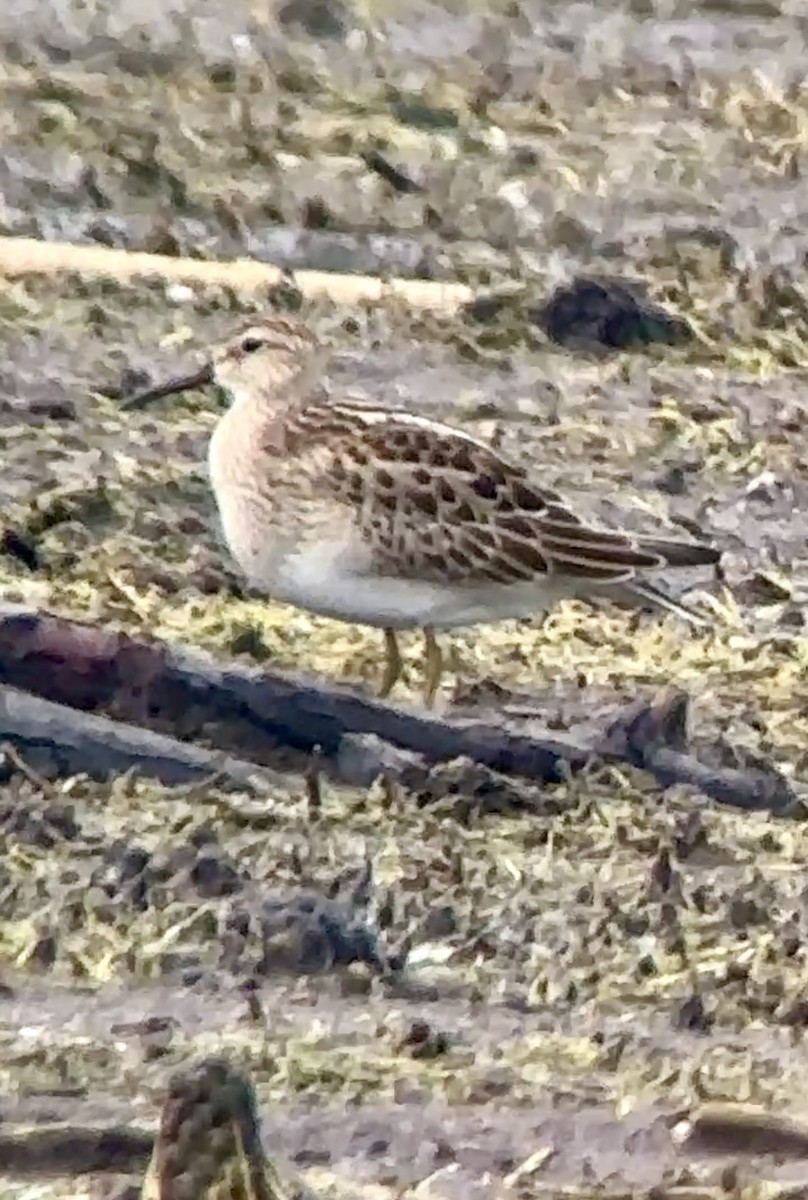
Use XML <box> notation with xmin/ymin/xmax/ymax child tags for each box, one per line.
<box><xmin>0</xmin><ymin>1124</ymin><xmax>151</xmax><ymax>1174</ymax></box>
<box><xmin>0</xmin><ymin>685</ymin><xmax>283</xmax><ymax>793</ymax></box>
<box><xmin>0</xmin><ymin>602</ymin><xmax>798</xmax><ymax>813</ymax></box>
<box><xmin>683</xmin><ymin>1103</ymin><xmax>808</xmax><ymax>1158</ymax></box>
<box><xmin>0</xmin><ymin>602</ymin><xmax>582</xmax><ymax>783</ymax></box>
<box><xmin>598</xmin><ymin>691</ymin><xmax>797</xmax><ymax>814</ymax></box>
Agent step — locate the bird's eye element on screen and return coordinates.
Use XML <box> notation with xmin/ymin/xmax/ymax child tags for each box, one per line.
<box><xmin>241</xmin><ymin>336</ymin><xmax>264</xmax><ymax>354</ymax></box>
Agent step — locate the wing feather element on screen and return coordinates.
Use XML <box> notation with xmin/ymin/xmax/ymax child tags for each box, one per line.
<box><xmin>287</xmin><ymin>399</ymin><xmax>716</xmax><ymax>587</ymax></box>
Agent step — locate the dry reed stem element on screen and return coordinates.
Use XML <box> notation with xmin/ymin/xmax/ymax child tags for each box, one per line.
<box><xmin>0</xmin><ymin>236</ymin><xmax>473</xmax><ymax>311</ymax></box>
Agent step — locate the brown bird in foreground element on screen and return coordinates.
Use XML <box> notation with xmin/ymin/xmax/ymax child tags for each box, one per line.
<box><xmin>123</xmin><ymin>315</ymin><xmax>720</xmax><ymax>705</ymax></box>
<box><xmin>140</xmin><ymin>1056</ymin><xmax>289</xmax><ymax>1200</ymax></box>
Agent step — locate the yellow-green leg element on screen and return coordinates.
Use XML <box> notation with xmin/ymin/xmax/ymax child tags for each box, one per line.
<box><xmin>423</xmin><ymin>626</ymin><xmax>443</xmax><ymax>707</ymax></box>
<box><xmin>378</xmin><ymin>627</ymin><xmax>403</xmax><ymax>699</ymax></box>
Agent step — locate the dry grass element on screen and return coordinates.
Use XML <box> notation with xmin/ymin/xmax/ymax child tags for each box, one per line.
<box><xmin>3</xmin><ymin>0</ymin><xmax>808</xmax><ymax>1193</ymax></box>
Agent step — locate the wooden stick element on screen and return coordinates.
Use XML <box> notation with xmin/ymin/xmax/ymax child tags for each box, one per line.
<box><xmin>0</xmin><ymin>235</ymin><xmax>473</xmax><ymax>310</ymax></box>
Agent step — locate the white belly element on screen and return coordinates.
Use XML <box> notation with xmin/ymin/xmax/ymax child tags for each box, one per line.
<box><xmin>244</xmin><ymin>537</ymin><xmax>569</xmax><ymax>631</ymax></box>
<box><xmin>211</xmin><ymin>481</ymin><xmax>574</xmax><ymax>630</ymax></box>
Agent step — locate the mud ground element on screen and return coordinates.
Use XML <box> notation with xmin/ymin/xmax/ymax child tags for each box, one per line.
<box><xmin>3</xmin><ymin>0</ymin><xmax>808</xmax><ymax>1197</ymax></box>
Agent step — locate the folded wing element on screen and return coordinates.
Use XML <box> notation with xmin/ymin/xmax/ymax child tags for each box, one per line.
<box><xmin>289</xmin><ymin>399</ymin><xmax>718</xmax><ymax>587</ymax></box>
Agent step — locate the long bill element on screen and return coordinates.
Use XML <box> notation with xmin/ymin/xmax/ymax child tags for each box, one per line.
<box><xmin>121</xmin><ymin>362</ymin><xmax>214</xmax><ymax>410</ymax></box>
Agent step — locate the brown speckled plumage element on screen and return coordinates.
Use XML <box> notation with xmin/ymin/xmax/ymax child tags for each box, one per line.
<box><xmin>124</xmin><ymin>315</ymin><xmax>720</xmax><ymax>704</ymax></box>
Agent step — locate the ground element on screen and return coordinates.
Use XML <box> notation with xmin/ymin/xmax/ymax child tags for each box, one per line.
<box><xmin>2</xmin><ymin>0</ymin><xmax>808</xmax><ymax>1196</ymax></box>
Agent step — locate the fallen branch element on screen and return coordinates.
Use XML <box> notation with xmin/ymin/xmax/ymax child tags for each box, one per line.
<box><xmin>680</xmin><ymin>1102</ymin><xmax>808</xmax><ymax>1158</ymax></box>
<box><xmin>0</xmin><ymin>235</ymin><xmax>472</xmax><ymax>311</ymax></box>
<box><xmin>0</xmin><ymin>1123</ymin><xmax>151</xmax><ymax>1175</ymax></box>
<box><xmin>0</xmin><ymin>685</ymin><xmax>284</xmax><ymax>794</ymax></box>
<box><xmin>0</xmin><ymin>603</ymin><xmax>797</xmax><ymax>813</ymax></box>
<box><xmin>0</xmin><ymin>602</ymin><xmax>582</xmax><ymax>786</ymax></box>
<box><xmin>598</xmin><ymin>692</ymin><xmax>797</xmax><ymax>814</ymax></box>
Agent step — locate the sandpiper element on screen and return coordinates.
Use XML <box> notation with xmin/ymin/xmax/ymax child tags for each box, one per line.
<box><xmin>122</xmin><ymin>315</ymin><xmax>720</xmax><ymax>706</ymax></box>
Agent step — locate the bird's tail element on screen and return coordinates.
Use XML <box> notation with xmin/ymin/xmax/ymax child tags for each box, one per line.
<box><xmin>619</xmin><ymin>578</ymin><xmax>714</xmax><ymax>628</ymax></box>
<box><xmin>637</xmin><ymin>536</ymin><xmax>720</xmax><ymax>569</ymax></box>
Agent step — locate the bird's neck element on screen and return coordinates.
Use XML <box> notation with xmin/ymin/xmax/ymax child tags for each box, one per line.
<box><xmin>211</xmin><ymin>358</ymin><xmax>322</xmax><ymax>479</ymax></box>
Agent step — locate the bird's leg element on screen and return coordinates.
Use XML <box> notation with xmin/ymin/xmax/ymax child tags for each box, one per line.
<box><xmin>378</xmin><ymin>627</ymin><xmax>403</xmax><ymax>699</ymax></box>
<box><xmin>422</xmin><ymin>627</ymin><xmax>443</xmax><ymax>708</ymax></box>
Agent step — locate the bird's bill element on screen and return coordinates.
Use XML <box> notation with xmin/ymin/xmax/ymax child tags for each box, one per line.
<box><xmin>121</xmin><ymin>362</ymin><xmax>214</xmax><ymax>410</ymax></box>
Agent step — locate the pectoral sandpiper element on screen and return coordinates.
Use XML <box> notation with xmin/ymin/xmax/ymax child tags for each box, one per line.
<box><xmin>122</xmin><ymin>315</ymin><xmax>720</xmax><ymax>706</ymax></box>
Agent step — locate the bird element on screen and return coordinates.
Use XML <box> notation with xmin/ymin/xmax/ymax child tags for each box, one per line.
<box><xmin>121</xmin><ymin>314</ymin><xmax>720</xmax><ymax>706</ymax></box>
<box><xmin>141</xmin><ymin>1056</ymin><xmax>290</xmax><ymax>1200</ymax></box>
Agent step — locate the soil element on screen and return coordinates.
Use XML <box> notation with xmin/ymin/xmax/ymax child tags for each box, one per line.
<box><xmin>2</xmin><ymin>1</ymin><xmax>808</xmax><ymax>1197</ymax></box>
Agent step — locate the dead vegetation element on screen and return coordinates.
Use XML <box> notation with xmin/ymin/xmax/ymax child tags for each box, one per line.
<box><xmin>2</xmin><ymin>0</ymin><xmax>808</xmax><ymax>1197</ymax></box>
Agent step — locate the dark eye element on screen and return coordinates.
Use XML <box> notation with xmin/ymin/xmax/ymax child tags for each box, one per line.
<box><xmin>241</xmin><ymin>336</ymin><xmax>264</xmax><ymax>354</ymax></box>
